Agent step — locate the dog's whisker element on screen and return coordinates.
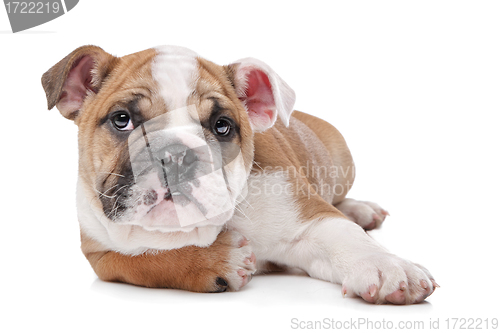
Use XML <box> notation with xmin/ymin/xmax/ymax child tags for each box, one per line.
<box><xmin>253</xmin><ymin>161</ymin><xmax>264</xmax><ymax>172</ymax></box>
<box><xmin>98</xmin><ymin>172</ymin><xmax>126</xmax><ymax>178</ymax></box>
<box><xmin>233</xmin><ymin>205</ymin><xmax>252</xmax><ymax>223</ymax></box>
<box><xmin>93</xmin><ymin>187</ymin><xmax>117</xmax><ymax>199</ymax></box>
<box><xmin>237</xmin><ymin>195</ymin><xmax>254</xmax><ymax>210</ymax></box>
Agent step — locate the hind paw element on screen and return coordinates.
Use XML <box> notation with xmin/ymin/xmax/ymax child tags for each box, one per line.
<box><xmin>335</xmin><ymin>198</ymin><xmax>389</xmax><ymax>230</ymax></box>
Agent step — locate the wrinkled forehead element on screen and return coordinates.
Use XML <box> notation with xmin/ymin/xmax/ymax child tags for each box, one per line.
<box><xmin>86</xmin><ymin>45</ymin><xmax>234</xmax><ymax>127</ymax></box>
<box><xmin>151</xmin><ymin>46</ymin><xmax>199</xmax><ymax>111</ymax></box>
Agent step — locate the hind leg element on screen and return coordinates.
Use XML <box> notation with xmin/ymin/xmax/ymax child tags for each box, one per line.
<box><xmin>335</xmin><ymin>198</ymin><xmax>389</xmax><ymax>230</ymax></box>
<box><xmin>291</xmin><ymin>113</ymin><xmax>387</xmax><ymax>231</ymax></box>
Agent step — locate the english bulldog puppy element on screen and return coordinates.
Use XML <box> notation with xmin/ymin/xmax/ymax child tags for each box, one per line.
<box><xmin>41</xmin><ymin>45</ymin><xmax>438</xmax><ymax>304</ymax></box>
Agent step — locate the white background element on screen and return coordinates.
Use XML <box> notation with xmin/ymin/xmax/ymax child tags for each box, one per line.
<box><xmin>1</xmin><ymin>1</ymin><xmax>499</xmax><ymax>332</ymax></box>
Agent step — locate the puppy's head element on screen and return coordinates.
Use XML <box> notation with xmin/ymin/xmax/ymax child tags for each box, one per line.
<box><xmin>42</xmin><ymin>45</ymin><xmax>295</xmax><ymax>231</ymax></box>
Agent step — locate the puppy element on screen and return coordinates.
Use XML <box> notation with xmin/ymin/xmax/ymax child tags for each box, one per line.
<box><xmin>42</xmin><ymin>45</ymin><xmax>437</xmax><ymax>304</ymax></box>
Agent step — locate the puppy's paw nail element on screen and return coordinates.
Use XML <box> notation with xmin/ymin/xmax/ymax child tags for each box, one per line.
<box><xmin>400</xmin><ymin>281</ymin><xmax>408</xmax><ymax>291</ymax></box>
<box><xmin>238</xmin><ymin>237</ymin><xmax>250</xmax><ymax>247</ymax></box>
<box><xmin>237</xmin><ymin>269</ymin><xmax>247</xmax><ymax>277</ymax></box>
<box><xmin>369</xmin><ymin>284</ymin><xmax>378</xmax><ymax>298</ymax></box>
<box><xmin>341</xmin><ymin>285</ymin><xmax>348</xmax><ymax>298</ymax></box>
<box><xmin>420</xmin><ymin>279</ymin><xmax>429</xmax><ymax>289</ymax></box>
<box><xmin>432</xmin><ymin>280</ymin><xmax>440</xmax><ymax>288</ymax></box>
<box><xmin>215</xmin><ymin>277</ymin><xmax>228</xmax><ymax>292</ymax></box>
<box><xmin>244</xmin><ymin>253</ymin><xmax>256</xmax><ymax>265</ymax></box>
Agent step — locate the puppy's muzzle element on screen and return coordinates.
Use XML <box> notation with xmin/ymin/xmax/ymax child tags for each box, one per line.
<box><xmin>113</xmin><ymin>106</ymin><xmax>245</xmax><ymax>229</ymax></box>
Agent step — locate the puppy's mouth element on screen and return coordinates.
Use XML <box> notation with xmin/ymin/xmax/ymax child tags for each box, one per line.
<box><xmin>100</xmin><ymin>165</ymin><xmax>236</xmax><ymax>230</ymax></box>
<box><xmin>164</xmin><ymin>188</ymin><xmax>172</xmax><ymax>201</ymax></box>
<box><xmin>143</xmin><ymin>180</ymin><xmax>208</xmax><ymax>217</ymax></box>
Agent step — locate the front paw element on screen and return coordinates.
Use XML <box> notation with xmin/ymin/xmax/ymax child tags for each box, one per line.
<box><xmin>198</xmin><ymin>230</ymin><xmax>256</xmax><ymax>292</ymax></box>
<box><xmin>341</xmin><ymin>254</ymin><xmax>438</xmax><ymax>304</ymax></box>
<box><xmin>214</xmin><ymin>231</ymin><xmax>257</xmax><ymax>291</ymax></box>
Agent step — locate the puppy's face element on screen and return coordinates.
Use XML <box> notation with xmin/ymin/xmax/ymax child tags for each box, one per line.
<box><xmin>77</xmin><ymin>47</ymin><xmax>254</xmax><ymax>230</ymax></box>
<box><xmin>42</xmin><ymin>45</ymin><xmax>295</xmax><ymax>231</ymax></box>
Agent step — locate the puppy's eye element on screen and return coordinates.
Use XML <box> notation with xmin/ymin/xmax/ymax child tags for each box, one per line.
<box><xmin>213</xmin><ymin>118</ymin><xmax>232</xmax><ymax>136</ymax></box>
<box><xmin>112</xmin><ymin>112</ymin><xmax>134</xmax><ymax>131</ymax></box>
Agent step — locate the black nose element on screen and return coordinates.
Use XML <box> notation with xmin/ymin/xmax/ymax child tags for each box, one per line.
<box><xmin>156</xmin><ymin>144</ymin><xmax>198</xmax><ymax>185</ymax></box>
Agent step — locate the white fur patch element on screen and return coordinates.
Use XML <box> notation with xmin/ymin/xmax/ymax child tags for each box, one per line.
<box><xmin>228</xmin><ymin>172</ymin><xmax>307</xmax><ymax>265</ymax></box>
<box><xmin>152</xmin><ymin>45</ymin><xmax>199</xmax><ymax>111</ymax></box>
<box><xmin>227</xmin><ymin>172</ymin><xmax>387</xmax><ymax>283</ymax></box>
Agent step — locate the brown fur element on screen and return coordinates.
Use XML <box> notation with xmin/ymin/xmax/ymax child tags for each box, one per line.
<box><xmin>81</xmin><ymin>230</ymin><xmax>245</xmax><ymax>292</ymax></box>
<box><xmin>292</xmin><ymin>110</ymin><xmax>356</xmax><ymax>205</ymax></box>
<box><xmin>251</xmin><ymin>113</ymin><xmax>354</xmax><ymax>221</ymax></box>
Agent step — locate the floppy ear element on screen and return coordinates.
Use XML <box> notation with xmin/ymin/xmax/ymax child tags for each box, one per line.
<box><xmin>41</xmin><ymin>45</ymin><xmax>118</xmax><ymax>120</ymax></box>
<box><xmin>225</xmin><ymin>58</ymin><xmax>295</xmax><ymax>132</ymax></box>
